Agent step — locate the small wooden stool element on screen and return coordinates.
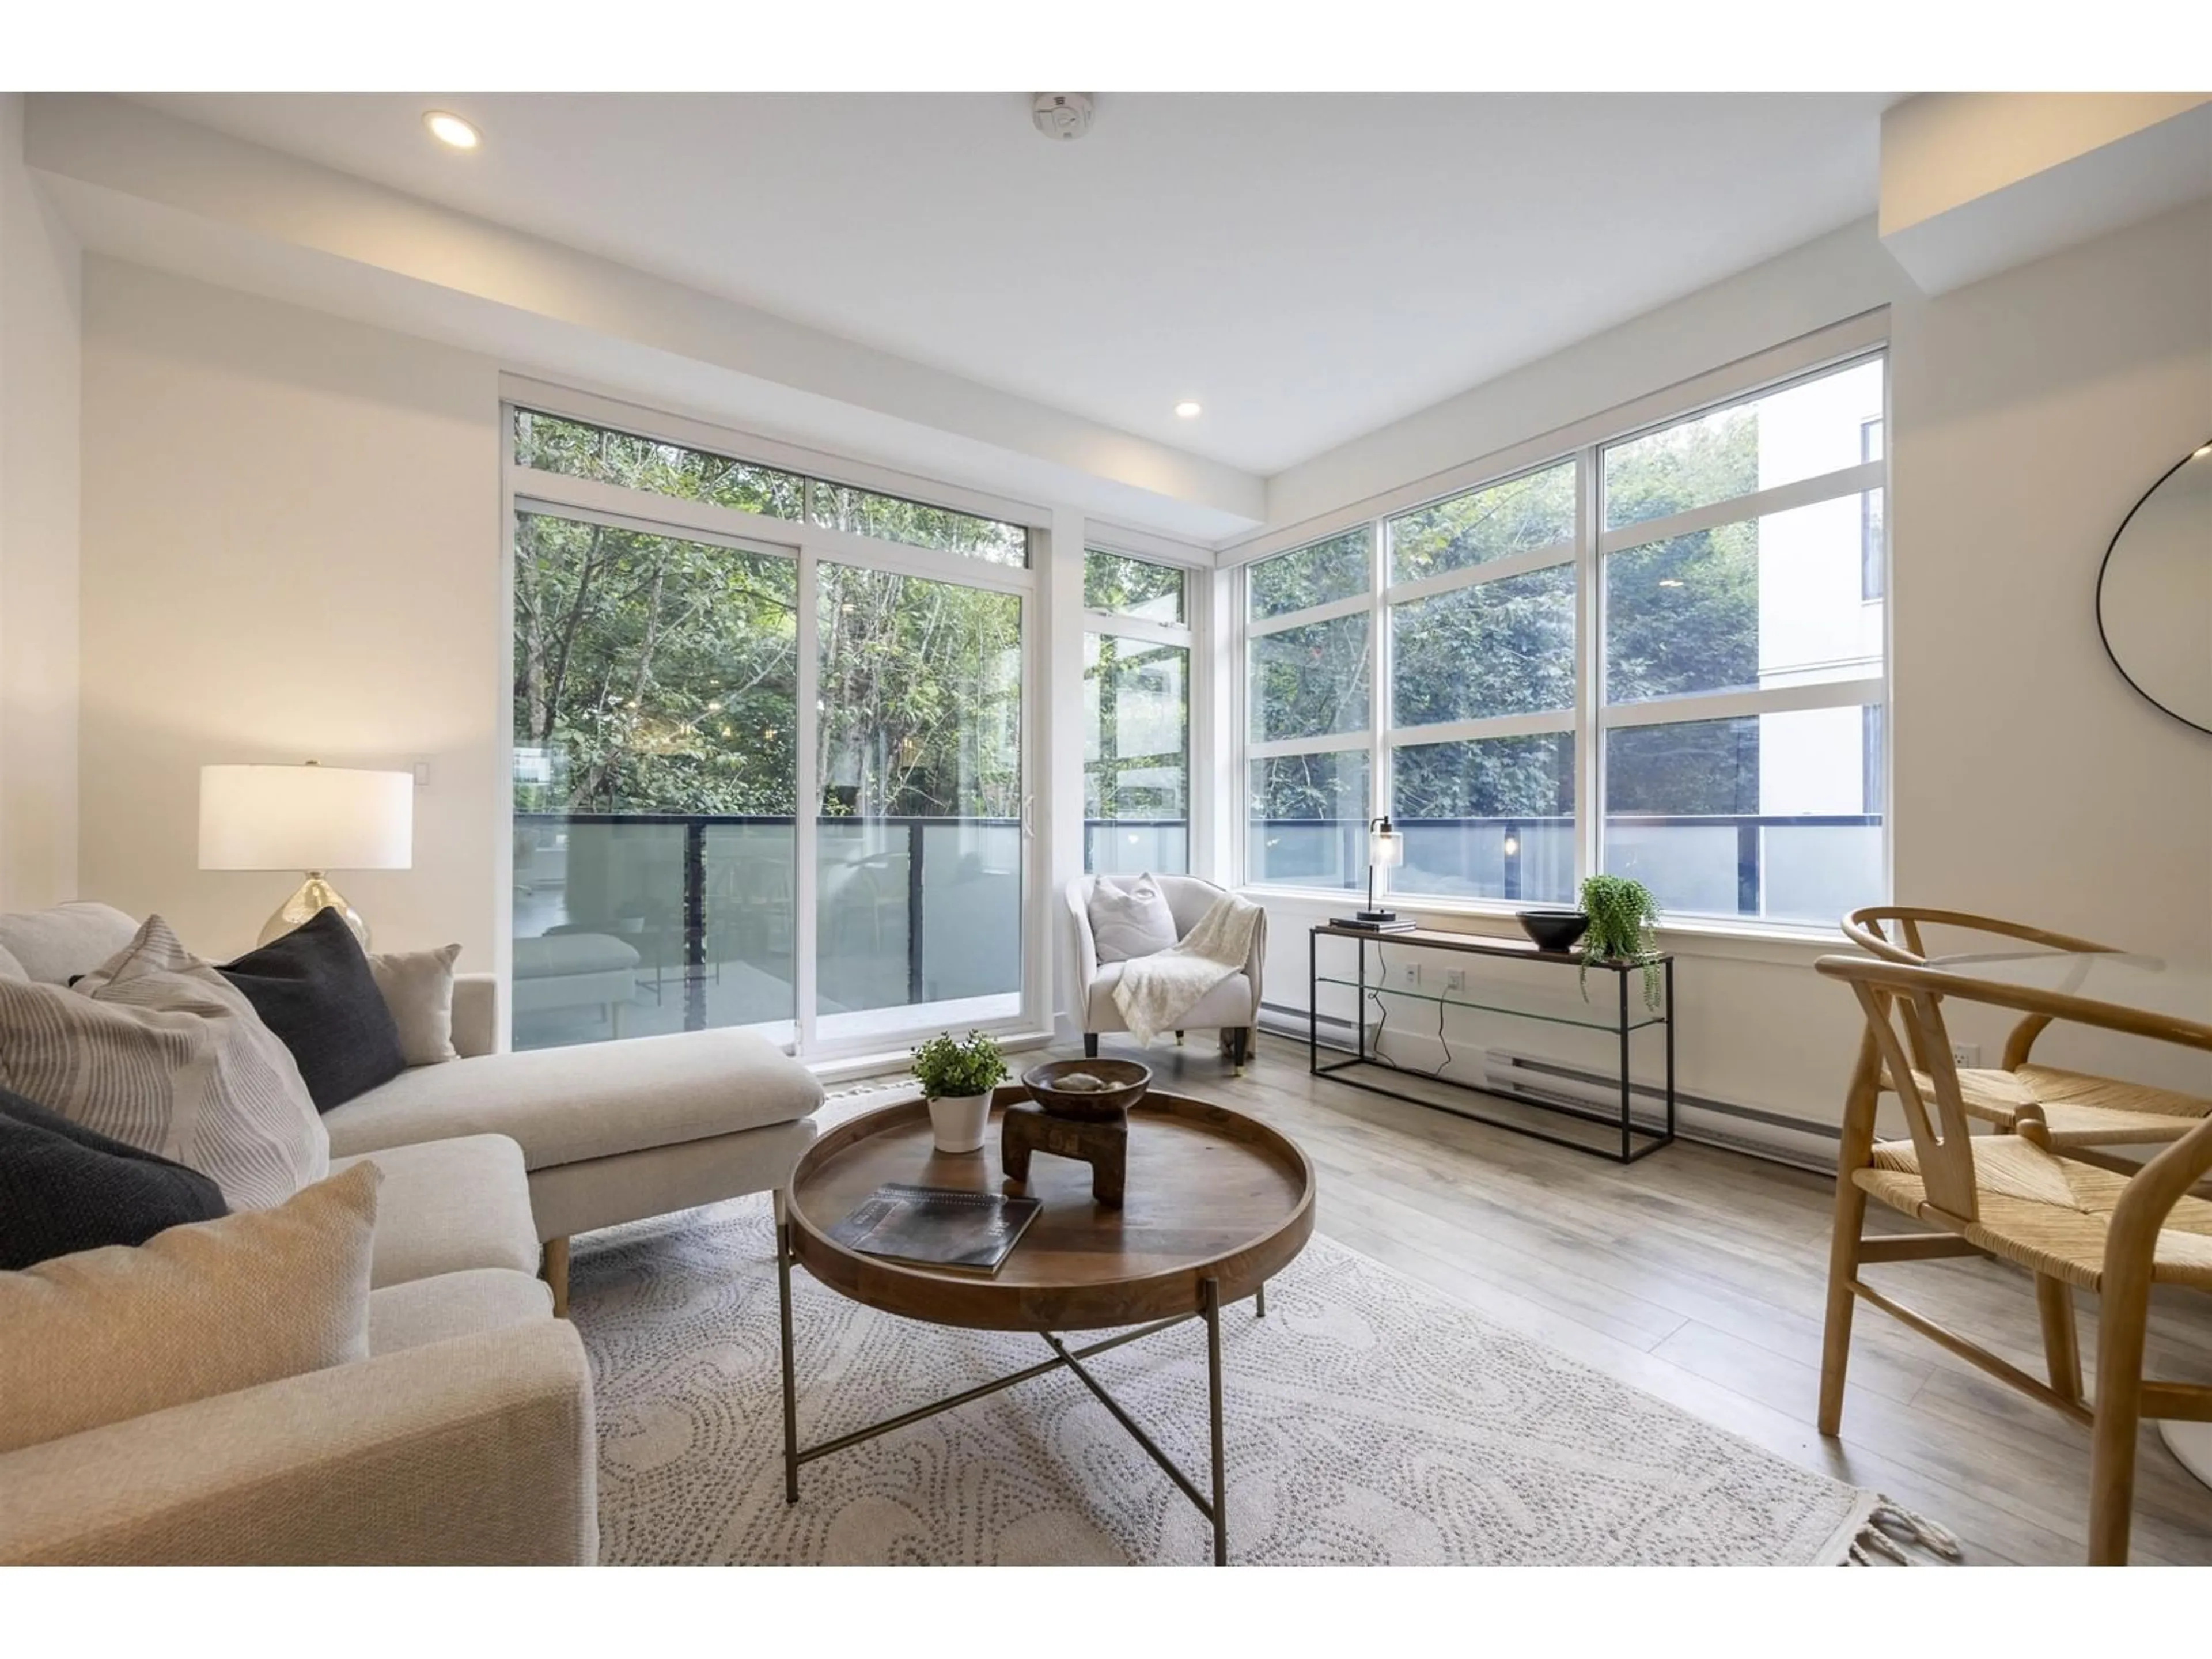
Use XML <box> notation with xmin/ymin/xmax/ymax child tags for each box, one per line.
<box><xmin>1001</xmin><ymin>1103</ymin><xmax>1127</xmax><ymax>1206</ymax></box>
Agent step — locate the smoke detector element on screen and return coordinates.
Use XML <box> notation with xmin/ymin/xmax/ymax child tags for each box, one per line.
<box><xmin>1032</xmin><ymin>93</ymin><xmax>1095</xmax><ymax>142</ymax></box>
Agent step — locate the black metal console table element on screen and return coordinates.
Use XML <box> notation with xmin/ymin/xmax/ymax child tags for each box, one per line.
<box><xmin>1307</xmin><ymin>923</ymin><xmax>1675</xmax><ymax>1164</ymax></box>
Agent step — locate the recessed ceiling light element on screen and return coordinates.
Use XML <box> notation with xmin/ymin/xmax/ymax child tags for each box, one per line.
<box><xmin>423</xmin><ymin>111</ymin><xmax>480</xmax><ymax>151</ymax></box>
<box><xmin>1174</xmin><ymin>400</ymin><xmax>1203</xmax><ymax>419</ymax></box>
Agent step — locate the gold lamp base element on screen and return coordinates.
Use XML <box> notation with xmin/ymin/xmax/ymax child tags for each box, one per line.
<box><xmin>259</xmin><ymin>873</ymin><xmax>370</xmax><ymax>949</ymax></box>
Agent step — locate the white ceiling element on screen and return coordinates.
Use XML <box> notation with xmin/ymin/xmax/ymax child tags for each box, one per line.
<box><xmin>126</xmin><ymin>92</ymin><xmax>1895</xmax><ymax>475</ymax></box>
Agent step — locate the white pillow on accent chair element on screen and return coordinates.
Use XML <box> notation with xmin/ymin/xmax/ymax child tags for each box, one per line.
<box><xmin>1088</xmin><ymin>874</ymin><xmax>1181</xmax><ymax>964</ymax></box>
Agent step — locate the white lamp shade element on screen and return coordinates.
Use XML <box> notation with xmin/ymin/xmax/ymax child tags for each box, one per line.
<box><xmin>199</xmin><ymin>764</ymin><xmax>414</xmax><ymax>872</ymax></box>
<box><xmin>1368</xmin><ymin>822</ymin><xmax>1404</xmax><ymax>868</ymax></box>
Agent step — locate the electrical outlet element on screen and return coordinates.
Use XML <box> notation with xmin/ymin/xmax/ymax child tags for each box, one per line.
<box><xmin>1444</xmin><ymin>968</ymin><xmax>1466</xmax><ymax>994</ymax></box>
<box><xmin>1399</xmin><ymin>960</ymin><xmax>1421</xmax><ymax>988</ymax></box>
<box><xmin>1950</xmin><ymin>1041</ymin><xmax>1980</xmax><ymax>1069</ymax></box>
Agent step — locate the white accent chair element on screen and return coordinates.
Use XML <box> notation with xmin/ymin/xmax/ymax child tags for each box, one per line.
<box><xmin>1065</xmin><ymin>874</ymin><xmax>1266</xmax><ymax>1074</ymax></box>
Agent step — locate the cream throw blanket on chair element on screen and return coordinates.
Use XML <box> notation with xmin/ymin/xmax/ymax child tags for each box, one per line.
<box><xmin>1111</xmin><ymin>893</ymin><xmax>1262</xmax><ymax>1046</ymax></box>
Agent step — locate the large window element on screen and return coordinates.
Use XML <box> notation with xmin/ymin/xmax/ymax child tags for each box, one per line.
<box><xmin>1246</xmin><ymin>528</ymin><xmax>1373</xmax><ymax>889</ymax></box>
<box><xmin>1597</xmin><ymin>357</ymin><xmax>1885</xmax><ymax>923</ymax></box>
<box><xmin>1385</xmin><ymin>460</ymin><xmax>1579</xmax><ymax>904</ymax></box>
<box><xmin>512</xmin><ymin>511</ymin><xmax>801</xmax><ymax>1042</ymax></box>
<box><xmin>1237</xmin><ymin>350</ymin><xmax>1888</xmax><ymax>926</ymax></box>
<box><xmin>1083</xmin><ymin>549</ymin><xmax>1192</xmax><ymax>875</ymax></box>
<box><xmin>510</xmin><ymin>403</ymin><xmax>1036</xmax><ymax>1055</ymax></box>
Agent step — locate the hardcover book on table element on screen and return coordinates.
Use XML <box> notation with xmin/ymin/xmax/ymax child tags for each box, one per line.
<box><xmin>827</xmin><ymin>1182</ymin><xmax>1043</xmax><ymax>1274</ymax></box>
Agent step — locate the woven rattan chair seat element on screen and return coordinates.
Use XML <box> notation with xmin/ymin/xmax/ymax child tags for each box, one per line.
<box><xmin>1891</xmin><ymin>1063</ymin><xmax>2210</xmax><ymax>1147</ymax></box>
<box><xmin>1856</xmin><ymin>1136</ymin><xmax>2212</xmax><ymax>1291</ymax></box>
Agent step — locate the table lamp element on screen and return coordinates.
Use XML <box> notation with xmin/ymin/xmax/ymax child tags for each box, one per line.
<box><xmin>199</xmin><ymin>762</ymin><xmax>414</xmax><ymax>948</ymax></box>
<box><xmin>1358</xmin><ymin>815</ymin><xmax>1404</xmax><ymax>924</ymax></box>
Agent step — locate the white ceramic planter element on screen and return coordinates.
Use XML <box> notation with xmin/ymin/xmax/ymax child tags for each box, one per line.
<box><xmin>926</xmin><ymin>1092</ymin><xmax>993</xmax><ymax>1154</ymax></box>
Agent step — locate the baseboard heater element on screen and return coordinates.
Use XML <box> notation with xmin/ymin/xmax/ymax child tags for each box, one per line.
<box><xmin>1260</xmin><ymin>1002</ymin><xmax>1838</xmax><ymax>1174</ymax></box>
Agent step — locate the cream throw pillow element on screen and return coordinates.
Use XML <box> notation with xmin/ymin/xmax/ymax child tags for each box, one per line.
<box><xmin>369</xmin><ymin>944</ymin><xmax>463</xmax><ymax>1066</ymax></box>
<box><xmin>1088</xmin><ymin>874</ymin><xmax>1181</xmax><ymax>964</ymax></box>
<box><xmin>0</xmin><ymin>915</ymin><xmax>327</xmax><ymax>1211</ymax></box>
<box><xmin>0</xmin><ymin>1160</ymin><xmax>380</xmax><ymax>1453</ymax></box>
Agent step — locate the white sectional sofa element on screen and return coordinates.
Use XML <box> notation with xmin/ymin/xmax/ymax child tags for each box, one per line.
<box><xmin>0</xmin><ymin>901</ymin><xmax>825</xmax><ymax>1563</ymax></box>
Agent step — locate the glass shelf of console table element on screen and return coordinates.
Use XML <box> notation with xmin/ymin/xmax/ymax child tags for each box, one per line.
<box><xmin>1312</xmin><ymin>974</ymin><xmax>1666</xmax><ymax>1035</ymax></box>
<box><xmin>1306</xmin><ymin>923</ymin><xmax>1675</xmax><ymax>1164</ymax></box>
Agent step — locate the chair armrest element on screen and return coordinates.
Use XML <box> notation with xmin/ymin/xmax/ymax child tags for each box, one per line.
<box><xmin>0</xmin><ymin>1321</ymin><xmax>593</xmax><ymax>1565</ymax></box>
<box><xmin>1999</xmin><ymin>1014</ymin><xmax>2053</xmax><ymax>1071</ymax></box>
<box><xmin>1065</xmin><ymin>881</ymin><xmax>1101</xmax><ymax>1020</ymax></box>
<box><xmin>2108</xmin><ymin>1115</ymin><xmax>2212</xmax><ymax>1277</ymax></box>
<box><xmin>452</xmin><ymin>972</ymin><xmax>501</xmax><ymax>1058</ymax></box>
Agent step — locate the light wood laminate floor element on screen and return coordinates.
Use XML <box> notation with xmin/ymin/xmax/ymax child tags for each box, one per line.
<box><xmin>1051</xmin><ymin>1032</ymin><xmax>2212</xmax><ymax>1566</ymax></box>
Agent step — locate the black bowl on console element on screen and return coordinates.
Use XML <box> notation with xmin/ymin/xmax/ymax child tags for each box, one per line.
<box><xmin>1021</xmin><ymin>1058</ymin><xmax>1152</xmax><ymax>1123</ymax></box>
<box><xmin>1517</xmin><ymin>910</ymin><xmax>1590</xmax><ymax>953</ymax></box>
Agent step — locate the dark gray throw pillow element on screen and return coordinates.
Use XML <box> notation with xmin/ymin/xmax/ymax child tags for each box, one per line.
<box><xmin>220</xmin><ymin>907</ymin><xmax>407</xmax><ymax>1111</ymax></box>
<box><xmin>0</xmin><ymin>1087</ymin><xmax>228</xmax><ymax>1270</ymax></box>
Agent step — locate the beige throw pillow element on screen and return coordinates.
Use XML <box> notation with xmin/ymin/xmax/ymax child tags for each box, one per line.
<box><xmin>0</xmin><ymin>915</ymin><xmax>327</xmax><ymax>1211</ymax></box>
<box><xmin>1088</xmin><ymin>874</ymin><xmax>1181</xmax><ymax>964</ymax></box>
<box><xmin>369</xmin><ymin>943</ymin><xmax>463</xmax><ymax>1066</ymax></box>
<box><xmin>0</xmin><ymin>1160</ymin><xmax>381</xmax><ymax>1453</ymax></box>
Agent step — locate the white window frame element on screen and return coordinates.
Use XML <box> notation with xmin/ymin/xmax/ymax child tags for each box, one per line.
<box><xmin>1229</xmin><ymin>319</ymin><xmax>1892</xmax><ymax>935</ymax></box>
<box><xmin>501</xmin><ymin>381</ymin><xmax>1047</xmax><ymax>1065</ymax></box>
<box><xmin>1079</xmin><ymin>545</ymin><xmax>1203</xmax><ymax>879</ymax></box>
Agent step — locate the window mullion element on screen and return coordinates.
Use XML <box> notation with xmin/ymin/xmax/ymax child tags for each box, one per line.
<box><xmin>792</xmin><ymin>544</ymin><xmax>821</xmax><ymax>1059</ymax></box>
<box><xmin>1372</xmin><ymin>518</ymin><xmax>1391</xmax><ymax>899</ymax></box>
<box><xmin>1575</xmin><ymin>444</ymin><xmax>1603</xmax><ymax>895</ymax></box>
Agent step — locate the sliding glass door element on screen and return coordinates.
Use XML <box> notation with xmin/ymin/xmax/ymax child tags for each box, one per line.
<box><xmin>512</xmin><ymin>509</ymin><xmax>801</xmax><ymax>1049</ymax></box>
<box><xmin>508</xmin><ymin>403</ymin><xmax>1036</xmax><ymax>1058</ymax></box>
<box><xmin>815</xmin><ymin>562</ymin><xmax>1024</xmax><ymax>1043</ymax></box>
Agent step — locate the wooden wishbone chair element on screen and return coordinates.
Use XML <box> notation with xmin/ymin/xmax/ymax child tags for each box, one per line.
<box><xmin>1843</xmin><ymin>907</ymin><xmax>2212</xmax><ymax>1157</ymax></box>
<box><xmin>1814</xmin><ymin>950</ymin><xmax>2212</xmax><ymax>1566</ymax></box>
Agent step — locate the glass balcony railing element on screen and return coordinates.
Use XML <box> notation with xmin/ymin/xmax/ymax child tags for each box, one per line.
<box><xmin>512</xmin><ymin>812</ymin><xmax>1024</xmax><ymax>1051</ymax></box>
<box><xmin>511</xmin><ymin>810</ymin><xmax>1878</xmax><ymax>1050</ymax></box>
<box><xmin>1247</xmin><ymin>814</ymin><xmax>1879</xmax><ymax>924</ymax></box>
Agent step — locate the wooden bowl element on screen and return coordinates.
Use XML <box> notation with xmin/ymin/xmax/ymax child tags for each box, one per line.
<box><xmin>1517</xmin><ymin>910</ymin><xmax>1590</xmax><ymax>953</ymax></box>
<box><xmin>1021</xmin><ymin>1058</ymin><xmax>1152</xmax><ymax>1123</ymax></box>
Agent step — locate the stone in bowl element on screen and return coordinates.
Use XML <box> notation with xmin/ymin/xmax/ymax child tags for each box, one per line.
<box><xmin>1518</xmin><ymin>910</ymin><xmax>1590</xmax><ymax>953</ymax></box>
<box><xmin>1021</xmin><ymin>1058</ymin><xmax>1152</xmax><ymax>1123</ymax></box>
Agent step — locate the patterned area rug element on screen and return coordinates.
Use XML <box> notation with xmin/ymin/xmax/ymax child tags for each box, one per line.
<box><xmin>571</xmin><ymin>1198</ymin><xmax>1948</xmax><ymax>1566</ymax></box>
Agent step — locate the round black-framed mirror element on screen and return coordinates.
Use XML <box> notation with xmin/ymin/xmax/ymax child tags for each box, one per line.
<box><xmin>2097</xmin><ymin>440</ymin><xmax>2212</xmax><ymax>736</ymax></box>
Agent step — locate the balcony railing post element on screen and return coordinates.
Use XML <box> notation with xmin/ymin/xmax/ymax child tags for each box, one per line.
<box><xmin>1736</xmin><ymin>821</ymin><xmax>1760</xmax><ymax>919</ymax></box>
<box><xmin>683</xmin><ymin>818</ymin><xmax>707</xmax><ymax>1032</ymax></box>
<box><xmin>907</xmin><ymin>819</ymin><xmax>925</xmax><ymax>1007</ymax></box>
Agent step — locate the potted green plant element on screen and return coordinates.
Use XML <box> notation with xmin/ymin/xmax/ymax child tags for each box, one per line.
<box><xmin>911</xmin><ymin>1030</ymin><xmax>1009</xmax><ymax>1154</ymax></box>
<box><xmin>1577</xmin><ymin>874</ymin><xmax>1664</xmax><ymax>1012</ymax></box>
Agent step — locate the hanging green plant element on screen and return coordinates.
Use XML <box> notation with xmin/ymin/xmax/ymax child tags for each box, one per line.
<box><xmin>1577</xmin><ymin>874</ymin><xmax>1664</xmax><ymax>1012</ymax></box>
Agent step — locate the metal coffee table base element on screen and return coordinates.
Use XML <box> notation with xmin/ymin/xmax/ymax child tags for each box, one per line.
<box><xmin>776</xmin><ymin>1222</ymin><xmax>1264</xmax><ymax>1566</ymax></box>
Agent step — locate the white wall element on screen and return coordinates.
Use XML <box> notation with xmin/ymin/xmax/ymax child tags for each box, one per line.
<box><xmin>79</xmin><ymin>260</ymin><xmax>505</xmax><ymax>964</ymax></box>
<box><xmin>1890</xmin><ymin>199</ymin><xmax>2212</xmax><ymax>1082</ymax></box>
<box><xmin>0</xmin><ymin>93</ymin><xmax>82</xmax><ymax>910</ymax></box>
<box><xmin>1253</xmin><ymin>203</ymin><xmax>2212</xmax><ymax>1149</ymax></box>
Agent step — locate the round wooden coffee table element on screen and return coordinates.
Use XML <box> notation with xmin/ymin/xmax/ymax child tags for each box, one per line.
<box><xmin>776</xmin><ymin>1085</ymin><xmax>1315</xmax><ymax>1565</ymax></box>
